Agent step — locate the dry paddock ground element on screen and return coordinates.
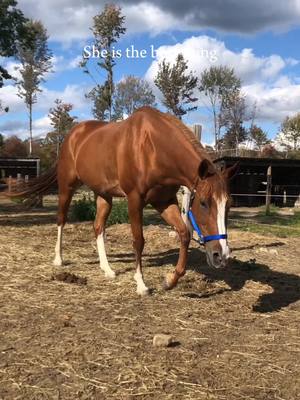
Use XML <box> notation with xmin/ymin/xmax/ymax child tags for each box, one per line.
<box><xmin>0</xmin><ymin>196</ymin><xmax>300</xmax><ymax>400</ymax></box>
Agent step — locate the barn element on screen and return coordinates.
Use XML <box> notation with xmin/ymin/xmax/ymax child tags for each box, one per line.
<box><xmin>0</xmin><ymin>157</ymin><xmax>40</xmax><ymax>191</ymax></box>
<box><xmin>214</xmin><ymin>156</ymin><xmax>300</xmax><ymax>207</ymax></box>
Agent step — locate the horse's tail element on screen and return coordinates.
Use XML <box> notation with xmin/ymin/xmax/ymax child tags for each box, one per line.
<box><xmin>4</xmin><ymin>164</ymin><xmax>58</xmax><ymax>199</ymax></box>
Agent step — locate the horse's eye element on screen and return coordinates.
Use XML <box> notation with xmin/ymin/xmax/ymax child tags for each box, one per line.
<box><xmin>200</xmin><ymin>201</ymin><xmax>208</xmax><ymax>209</ymax></box>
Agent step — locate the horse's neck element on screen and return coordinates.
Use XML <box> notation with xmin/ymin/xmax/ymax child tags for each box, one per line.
<box><xmin>157</xmin><ymin>146</ymin><xmax>201</xmax><ymax>190</ymax></box>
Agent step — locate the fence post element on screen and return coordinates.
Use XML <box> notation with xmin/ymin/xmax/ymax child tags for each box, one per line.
<box><xmin>8</xmin><ymin>175</ymin><xmax>12</xmax><ymax>192</ymax></box>
<box><xmin>36</xmin><ymin>158</ymin><xmax>43</xmax><ymax>207</ymax></box>
<box><xmin>266</xmin><ymin>166</ymin><xmax>272</xmax><ymax>215</ymax></box>
<box><xmin>193</xmin><ymin>124</ymin><xmax>202</xmax><ymax>142</ymax></box>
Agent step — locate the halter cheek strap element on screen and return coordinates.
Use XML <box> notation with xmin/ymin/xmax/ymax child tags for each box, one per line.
<box><xmin>187</xmin><ymin>186</ymin><xmax>228</xmax><ymax>244</ymax></box>
<box><xmin>188</xmin><ymin>209</ymin><xmax>228</xmax><ymax>244</ymax></box>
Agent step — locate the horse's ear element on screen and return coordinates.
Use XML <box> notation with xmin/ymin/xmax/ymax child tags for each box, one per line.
<box><xmin>198</xmin><ymin>159</ymin><xmax>215</xmax><ymax>180</ymax></box>
<box><xmin>223</xmin><ymin>162</ymin><xmax>239</xmax><ymax>180</ymax></box>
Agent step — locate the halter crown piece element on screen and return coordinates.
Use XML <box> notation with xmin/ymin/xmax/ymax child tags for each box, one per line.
<box><xmin>187</xmin><ymin>187</ymin><xmax>228</xmax><ymax>244</ymax></box>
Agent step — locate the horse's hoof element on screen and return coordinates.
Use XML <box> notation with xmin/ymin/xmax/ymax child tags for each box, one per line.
<box><xmin>137</xmin><ymin>286</ymin><xmax>150</xmax><ymax>296</ymax></box>
<box><xmin>163</xmin><ymin>273</ymin><xmax>175</xmax><ymax>290</ymax></box>
<box><xmin>105</xmin><ymin>270</ymin><xmax>116</xmax><ymax>279</ymax></box>
<box><xmin>163</xmin><ymin>279</ymin><xmax>172</xmax><ymax>290</ymax></box>
<box><xmin>53</xmin><ymin>258</ymin><xmax>63</xmax><ymax>267</ymax></box>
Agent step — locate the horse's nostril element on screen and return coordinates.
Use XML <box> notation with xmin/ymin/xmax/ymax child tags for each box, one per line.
<box><xmin>212</xmin><ymin>251</ymin><xmax>222</xmax><ymax>263</ymax></box>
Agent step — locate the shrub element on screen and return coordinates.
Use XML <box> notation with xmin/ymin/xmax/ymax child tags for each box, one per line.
<box><xmin>107</xmin><ymin>199</ymin><xmax>128</xmax><ymax>226</ymax></box>
<box><xmin>71</xmin><ymin>195</ymin><xmax>96</xmax><ymax>221</ymax></box>
<box><xmin>71</xmin><ymin>195</ymin><xmax>129</xmax><ymax>225</ymax></box>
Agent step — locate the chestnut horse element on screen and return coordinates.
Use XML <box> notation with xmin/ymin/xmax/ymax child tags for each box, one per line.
<box><xmin>7</xmin><ymin>107</ymin><xmax>237</xmax><ymax>295</ymax></box>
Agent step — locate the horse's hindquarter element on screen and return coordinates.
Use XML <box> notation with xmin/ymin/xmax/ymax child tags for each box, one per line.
<box><xmin>74</xmin><ymin>122</ymin><xmax>125</xmax><ymax>196</ymax></box>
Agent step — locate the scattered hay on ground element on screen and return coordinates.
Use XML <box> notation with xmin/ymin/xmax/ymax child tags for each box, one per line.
<box><xmin>0</xmin><ymin>199</ymin><xmax>300</xmax><ymax>399</ymax></box>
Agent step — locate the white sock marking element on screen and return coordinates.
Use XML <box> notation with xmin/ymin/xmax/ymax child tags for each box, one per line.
<box><xmin>134</xmin><ymin>268</ymin><xmax>149</xmax><ymax>296</ymax></box>
<box><xmin>53</xmin><ymin>225</ymin><xmax>63</xmax><ymax>266</ymax></box>
<box><xmin>97</xmin><ymin>232</ymin><xmax>116</xmax><ymax>279</ymax></box>
<box><xmin>217</xmin><ymin>196</ymin><xmax>230</xmax><ymax>259</ymax></box>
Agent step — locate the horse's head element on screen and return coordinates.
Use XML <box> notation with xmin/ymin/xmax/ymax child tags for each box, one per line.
<box><xmin>189</xmin><ymin>159</ymin><xmax>238</xmax><ymax>269</ymax></box>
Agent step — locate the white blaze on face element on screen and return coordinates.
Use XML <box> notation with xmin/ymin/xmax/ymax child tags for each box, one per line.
<box><xmin>216</xmin><ymin>196</ymin><xmax>230</xmax><ymax>259</ymax></box>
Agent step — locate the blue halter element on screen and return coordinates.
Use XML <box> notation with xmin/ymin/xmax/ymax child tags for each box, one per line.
<box><xmin>187</xmin><ymin>190</ymin><xmax>228</xmax><ymax>244</ymax></box>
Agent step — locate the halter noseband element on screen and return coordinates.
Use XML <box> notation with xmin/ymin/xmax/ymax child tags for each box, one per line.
<box><xmin>187</xmin><ymin>183</ymin><xmax>228</xmax><ymax>244</ymax></box>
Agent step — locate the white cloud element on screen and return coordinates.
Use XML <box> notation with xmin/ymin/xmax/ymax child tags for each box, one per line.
<box><xmin>146</xmin><ymin>36</ymin><xmax>288</xmax><ymax>85</ymax></box>
<box><xmin>17</xmin><ymin>0</ymin><xmax>300</xmax><ymax>44</ymax></box>
<box><xmin>0</xmin><ymin>83</ymin><xmax>90</xmax><ymax>114</ymax></box>
<box><xmin>145</xmin><ymin>35</ymin><xmax>300</xmax><ymax>123</ymax></box>
<box><xmin>245</xmin><ymin>83</ymin><xmax>300</xmax><ymax>122</ymax></box>
<box><xmin>0</xmin><ymin>84</ymin><xmax>91</xmax><ymax>138</ymax></box>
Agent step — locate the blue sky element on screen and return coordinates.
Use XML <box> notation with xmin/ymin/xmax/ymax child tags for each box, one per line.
<box><xmin>1</xmin><ymin>0</ymin><xmax>300</xmax><ymax>145</ymax></box>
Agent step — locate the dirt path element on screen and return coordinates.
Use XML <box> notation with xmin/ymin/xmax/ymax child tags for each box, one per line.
<box><xmin>0</xmin><ymin>203</ymin><xmax>300</xmax><ymax>399</ymax></box>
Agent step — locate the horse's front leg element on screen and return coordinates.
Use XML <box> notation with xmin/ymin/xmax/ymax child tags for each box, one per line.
<box><xmin>127</xmin><ymin>192</ymin><xmax>149</xmax><ymax>296</ymax></box>
<box><xmin>152</xmin><ymin>200</ymin><xmax>191</xmax><ymax>290</ymax></box>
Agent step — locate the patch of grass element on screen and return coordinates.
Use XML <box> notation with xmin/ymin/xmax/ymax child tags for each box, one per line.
<box><xmin>10</xmin><ymin>196</ymin><xmax>24</xmax><ymax>204</ymax></box>
<box><xmin>71</xmin><ymin>195</ymin><xmax>129</xmax><ymax>225</ymax></box>
<box><xmin>229</xmin><ymin>209</ymin><xmax>300</xmax><ymax>238</ymax></box>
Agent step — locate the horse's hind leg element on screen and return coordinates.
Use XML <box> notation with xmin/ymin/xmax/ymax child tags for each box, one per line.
<box><xmin>94</xmin><ymin>195</ymin><xmax>115</xmax><ymax>279</ymax></box>
<box><xmin>127</xmin><ymin>192</ymin><xmax>149</xmax><ymax>296</ymax></box>
<box><xmin>53</xmin><ymin>185</ymin><xmax>75</xmax><ymax>266</ymax></box>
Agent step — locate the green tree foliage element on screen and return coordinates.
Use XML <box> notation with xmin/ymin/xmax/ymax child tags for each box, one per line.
<box><xmin>249</xmin><ymin>125</ymin><xmax>269</xmax><ymax>150</ymax></box>
<box><xmin>46</xmin><ymin>99</ymin><xmax>77</xmax><ymax>156</ymax></box>
<box><xmin>199</xmin><ymin>66</ymin><xmax>241</xmax><ymax>148</ymax></box>
<box><xmin>279</xmin><ymin>113</ymin><xmax>300</xmax><ymax>150</ymax></box>
<box><xmin>220</xmin><ymin>124</ymin><xmax>248</xmax><ymax>152</ymax></box>
<box><xmin>154</xmin><ymin>53</ymin><xmax>198</xmax><ymax>119</ymax></box>
<box><xmin>16</xmin><ymin>20</ymin><xmax>52</xmax><ymax>155</ymax></box>
<box><xmin>219</xmin><ymin>91</ymin><xmax>249</xmax><ymax>152</ymax></box>
<box><xmin>82</xmin><ymin>4</ymin><xmax>126</xmax><ymax>120</ymax></box>
<box><xmin>113</xmin><ymin>76</ymin><xmax>156</xmax><ymax>119</ymax></box>
<box><xmin>87</xmin><ymin>83</ymin><xmax>111</xmax><ymax>121</ymax></box>
<box><xmin>0</xmin><ymin>0</ymin><xmax>27</xmax><ymax>87</ymax></box>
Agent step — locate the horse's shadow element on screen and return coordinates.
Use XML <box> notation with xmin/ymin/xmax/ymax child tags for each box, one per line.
<box><xmin>111</xmin><ymin>246</ymin><xmax>300</xmax><ymax>313</ymax></box>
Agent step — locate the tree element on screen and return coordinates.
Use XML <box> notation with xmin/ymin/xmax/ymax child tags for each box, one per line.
<box><xmin>113</xmin><ymin>76</ymin><xmax>156</xmax><ymax>119</ymax></box>
<box><xmin>154</xmin><ymin>53</ymin><xmax>198</xmax><ymax>119</ymax></box>
<box><xmin>199</xmin><ymin>66</ymin><xmax>241</xmax><ymax>149</ymax></box>
<box><xmin>219</xmin><ymin>91</ymin><xmax>249</xmax><ymax>152</ymax></box>
<box><xmin>86</xmin><ymin>83</ymin><xmax>111</xmax><ymax>121</ymax></box>
<box><xmin>0</xmin><ymin>0</ymin><xmax>29</xmax><ymax>112</ymax></box>
<box><xmin>0</xmin><ymin>133</ymin><xmax>4</xmax><ymax>154</ymax></box>
<box><xmin>1</xmin><ymin>135</ymin><xmax>27</xmax><ymax>157</ymax></box>
<box><xmin>278</xmin><ymin>113</ymin><xmax>300</xmax><ymax>151</ymax></box>
<box><xmin>249</xmin><ymin>125</ymin><xmax>269</xmax><ymax>151</ymax></box>
<box><xmin>261</xmin><ymin>144</ymin><xmax>280</xmax><ymax>158</ymax></box>
<box><xmin>16</xmin><ymin>20</ymin><xmax>52</xmax><ymax>155</ymax></box>
<box><xmin>47</xmin><ymin>99</ymin><xmax>77</xmax><ymax>156</ymax></box>
<box><xmin>0</xmin><ymin>0</ymin><xmax>27</xmax><ymax>87</ymax></box>
<box><xmin>220</xmin><ymin>124</ymin><xmax>248</xmax><ymax>153</ymax></box>
<box><xmin>82</xmin><ymin>4</ymin><xmax>126</xmax><ymax>120</ymax></box>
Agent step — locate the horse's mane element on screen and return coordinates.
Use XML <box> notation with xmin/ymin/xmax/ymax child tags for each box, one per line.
<box><xmin>135</xmin><ymin>107</ymin><xmax>211</xmax><ymax>161</ymax></box>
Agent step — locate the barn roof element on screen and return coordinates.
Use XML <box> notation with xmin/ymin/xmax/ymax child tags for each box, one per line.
<box><xmin>214</xmin><ymin>156</ymin><xmax>300</xmax><ymax>168</ymax></box>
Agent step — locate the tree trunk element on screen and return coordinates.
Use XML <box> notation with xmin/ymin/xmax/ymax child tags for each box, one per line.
<box><xmin>108</xmin><ymin>64</ymin><xmax>113</xmax><ymax>121</ymax></box>
<box><xmin>213</xmin><ymin>107</ymin><xmax>218</xmax><ymax>151</ymax></box>
<box><xmin>29</xmin><ymin>101</ymin><xmax>33</xmax><ymax>156</ymax></box>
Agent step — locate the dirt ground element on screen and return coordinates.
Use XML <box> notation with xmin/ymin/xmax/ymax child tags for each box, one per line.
<box><xmin>0</xmin><ymin>197</ymin><xmax>300</xmax><ymax>400</ymax></box>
